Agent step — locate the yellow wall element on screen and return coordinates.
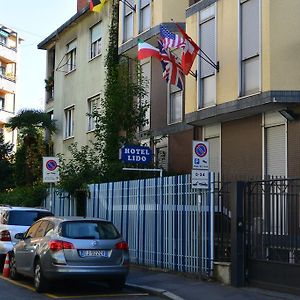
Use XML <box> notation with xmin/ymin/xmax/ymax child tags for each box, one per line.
<box><xmin>185</xmin><ymin>14</ymin><xmax>198</xmax><ymax>114</ymax></box>
<box><xmin>216</xmin><ymin>0</ymin><xmax>239</xmax><ymax>104</ymax></box>
<box><xmin>261</xmin><ymin>0</ymin><xmax>270</xmax><ymax>91</ymax></box>
<box><xmin>269</xmin><ymin>0</ymin><xmax>300</xmax><ymax>90</ymax></box>
<box><xmin>49</xmin><ymin>8</ymin><xmax>111</xmax><ymax>158</ymax></box>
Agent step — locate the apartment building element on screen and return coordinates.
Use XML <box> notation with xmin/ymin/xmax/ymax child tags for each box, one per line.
<box><xmin>38</xmin><ymin>1</ymin><xmax>111</xmax><ymax>159</ymax></box>
<box><xmin>0</xmin><ymin>24</ymin><xmax>19</xmax><ymax>150</ymax></box>
<box><xmin>118</xmin><ymin>0</ymin><xmax>193</xmax><ymax>174</ymax></box>
<box><xmin>185</xmin><ymin>0</ymin><xmax>300</xmax><ymax>180</ymax></box>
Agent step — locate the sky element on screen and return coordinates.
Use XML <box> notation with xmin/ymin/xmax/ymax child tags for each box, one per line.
<box><xmin>0</xmin><ymin>0</ymin><xmax>77</xmax><ymax>111</ymax></box>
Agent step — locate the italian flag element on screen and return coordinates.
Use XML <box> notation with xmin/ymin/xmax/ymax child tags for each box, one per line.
<box><xmin>137</xmin><ymin>40</ymin><xmax>161</xmax><ymax>60</ymax></box>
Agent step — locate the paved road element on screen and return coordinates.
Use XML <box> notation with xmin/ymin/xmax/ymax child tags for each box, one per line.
<box><xmin>0</xmin><ymin>275</ymin><xmax>163</xmax><ymax>300</ymax></box>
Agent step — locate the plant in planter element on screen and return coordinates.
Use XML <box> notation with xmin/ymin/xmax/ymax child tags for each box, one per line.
<box><xmin>44</xmin><ymin>76</ymin><xmax>54</xmax><ymax>95</ymax></box>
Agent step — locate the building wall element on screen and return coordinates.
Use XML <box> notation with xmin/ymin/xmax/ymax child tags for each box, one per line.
<box><xmin>217</xmin><ymin>0</ymin><xmax>239</xmax><ymax>104</ymax></box>
<box><xmin>185</xmin><ymin>13</ymin><xmax>198</xmax><ymax>114</ymax></box>
<box><xmin>222</xmin><ymin>115</ymin><xmax>262</xmax><ymax>181</ymax></box>
<box><xmin>269</xmin><ymin>0</ymin><xmax>300</xmax><ymax>90</ymax></box>
<box><xmin>169</xmin><ymin>129</ymin><xmax>193</xmax><ymax>174</ymax></box>
<box><xmin>151</xmin><ymin>58</ymin><xmax>167</xmax><ymax>130</ymax></box>
<box><xmin>51</xmin><ymin>8</ymin><xmax>111</xmax><ymax>158</ymax></box>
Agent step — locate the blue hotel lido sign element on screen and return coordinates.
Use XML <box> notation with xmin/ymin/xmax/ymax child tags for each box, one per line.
<box><xmin>120</xmin><ymin>145</ymin><xmax>152</xmax><ymax>164</ymax></box>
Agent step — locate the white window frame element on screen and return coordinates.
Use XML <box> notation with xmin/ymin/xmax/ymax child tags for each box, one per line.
<box><xmin>238</xmin><ymin>0</ymin><xmax>261</xmax><ymax>97</ymax></box>
<box><xmin>139</xmin><ymin>0</ymin><xmax>151</xmax><ymax>33</ymax></box>
<box><xmin>168</xmin><ymin>84</ymin><xmax>183</xmax><ymax>124</ymax></box>
<box><xmin>64</xmin><ymin>106</ymin><xmax>75</xmax><ymax>139</ymax></box>
<box><xmin>123</xmin><ymin>0</ymin><xmax>134</xmax><ymax>42</ymax></box>
<box><xmin>66</xmin><ymin>39</ymin><xmax>77</xmax><ymax>73</ymax></box>
<box><xmin>90</xmin><ymin>22</ymin><xmax>102</xmax><ymax>59</ymax></box>
<box><xmin>87</xmin><ymin>95</ymin><xmax>100</xmax><ymax>132</ymax></box>
<box><xmin>197</xmin><ymin>4</ymin><xmax>217</xmax><ymax>109</ymax></box>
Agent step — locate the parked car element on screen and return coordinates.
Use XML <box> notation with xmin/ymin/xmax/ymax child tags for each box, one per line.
<box><xmin>0</xmin><ymin>206</ymin><xmax>53</xmax><ymax>267</ymax></box>
<box><xmin>10</xmin><ymin>216</ymin><xmax>130</xmax><ymax>292</ymax></box>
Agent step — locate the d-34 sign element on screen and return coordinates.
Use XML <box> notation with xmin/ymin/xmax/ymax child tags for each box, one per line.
<box><xmin>120</xmin><ymin>145</ymin><xmax>152</xmax><ymax>164</ymax></box>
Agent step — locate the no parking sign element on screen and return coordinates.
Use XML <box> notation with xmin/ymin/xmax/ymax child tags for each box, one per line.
<box><xmin>192</xmin><ymin>141</ymin><xmax>209</xmax><ymax>170</ymax></box>
<box><xmin>43</xmin><ymin>157</ymin><xmax>60</xmax><ymax>183</ymax></box>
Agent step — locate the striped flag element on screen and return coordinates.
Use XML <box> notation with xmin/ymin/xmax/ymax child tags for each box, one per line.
<box><xmin>159</xmin><ymin>25</ymin><xmax>186</xmax><ymax>50</ymax></box>
<box><xmin>137</xmin><ymin>40</ymin><xmax>161</xmax><ymax>60</ymax></box>
<box><xmin>90</xmin><ymin>0</ymin><xmax>107</xmax><ymax>13</ymax></box>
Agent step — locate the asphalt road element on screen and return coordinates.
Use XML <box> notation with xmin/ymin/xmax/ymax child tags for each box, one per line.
<box><xmin>0</xmin><ymin>275</ymin><xmax>163</xmax><ymax>300</ymax></box>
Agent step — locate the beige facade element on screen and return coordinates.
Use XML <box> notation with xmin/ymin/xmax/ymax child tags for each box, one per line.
<box><xmin>0</xmin><ymin>24</ymin><xmax>19</xmax><ymax>151</ymax></box>
<box><xmin>38</xmin><ymin>5</ymin><xmax>111</xmax><ymax>159</ymax></box>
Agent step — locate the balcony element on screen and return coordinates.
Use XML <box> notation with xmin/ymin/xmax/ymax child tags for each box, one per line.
<box><xmin>0</xmin><ymin>74</ymin><xmax>16</xmax><ymax>93</ymax></box>
<box><xmin>0</xmin><ymin>109</ymin><xmax>14</xmax><ymax>125</ymax></box>
<box><xmin>0</xmin><ymin>43</ymin><xmax>17</xmax><ymax>63</ymax></box>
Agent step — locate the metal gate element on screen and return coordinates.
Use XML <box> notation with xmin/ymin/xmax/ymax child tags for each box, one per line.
<box><xmin>245</xmin><ymin>178</ymin><xmax>300</xmax><ymax>294</ymax></box>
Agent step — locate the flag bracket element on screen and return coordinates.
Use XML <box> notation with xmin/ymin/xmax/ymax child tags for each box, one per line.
<box><xmin>119</xmin><ymin>0</ymin><xmax>136</xmax><ymax>12</ymax></box>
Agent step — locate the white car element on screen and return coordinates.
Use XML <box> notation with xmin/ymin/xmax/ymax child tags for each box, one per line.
<box><xmin>0</xmin><ymin>206</ymin><xmax>53</xmax><ymax>266</ymax></box>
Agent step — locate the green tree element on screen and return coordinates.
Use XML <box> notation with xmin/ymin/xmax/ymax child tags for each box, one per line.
<box><xmin>6</xmin><ymin>109</ymin><xmax>56</xmax><ymax>186</ymax></box>
<box><xmin>0</xmin><ymin>132</ymin><xmax>14</xmax><ymax>192</ymax></box>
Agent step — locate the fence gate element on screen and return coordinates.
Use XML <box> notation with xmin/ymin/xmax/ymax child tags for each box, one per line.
<box><xmin>245</xmin><ymin>178</ymin><xmax>300</xmax><ymax>294</ymax></box>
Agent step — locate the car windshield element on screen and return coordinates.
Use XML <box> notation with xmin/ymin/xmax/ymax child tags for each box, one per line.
<box><xmin>8</xmin><ymin>211</ymin><xmax>53</xmax><ymax>226</ymax></box>
<box><xmin>61</xmin><ymin>221</ymin><xmax>121</xmax><ymax>240</ymax></box>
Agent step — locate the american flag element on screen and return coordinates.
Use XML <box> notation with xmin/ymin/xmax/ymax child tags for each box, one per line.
<box><xmin>157</xmin><ymin>40</ymin><xmax>184</xmax><ymax>90</ymax></box>
<box><xmin>159</xmin><ymin>25</ymin><xmax>186</xmax><ymax>50</ymax></box>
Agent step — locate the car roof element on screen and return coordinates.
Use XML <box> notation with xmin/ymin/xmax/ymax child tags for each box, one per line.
<box><xmin>0</xmin><ymin>205</ymin><xmax>51</xmax><ymax>212</ymax></box>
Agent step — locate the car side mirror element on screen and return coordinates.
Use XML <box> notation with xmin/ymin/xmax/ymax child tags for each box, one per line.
<box><xmin>14</xmin><ymin>233</ymin><xmax>25</xmax><ymax>240</ymax></box>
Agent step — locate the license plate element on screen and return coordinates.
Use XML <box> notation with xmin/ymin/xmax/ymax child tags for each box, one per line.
<box><xmin>78</xmin><ymin>250</ymin><xmax>110</xmax><ymax>258</ymax></box>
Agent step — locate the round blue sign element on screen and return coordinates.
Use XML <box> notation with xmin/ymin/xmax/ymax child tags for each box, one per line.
<box><xmin>194</xmin><ymin>143</ymin><xmax>207</xmax><ymax>158</ymax></box>
<box><xmin>46</xmin><ymin>160</ymin><xmax>58</xmax><ymax>171</ymax></box>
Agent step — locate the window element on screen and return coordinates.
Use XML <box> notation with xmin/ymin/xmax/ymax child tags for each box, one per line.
<box><xmin>203</xmin><ymin>124</ymin><xmax>221</xmax><ymax>175</ymax></box>
<box><xmin>140</xmin><ymin>62</ymin><xmax>150</xmax><ymax>131</ymax></box>
<box><xmin>124</xmin><ymin>0</ymin><xmax>134</xmax><ymax>41</ymax></box>
<box><xmin>169</xmin><ymin>86</ymin><xmax>183</xmax><ymax>124</ymax></box>
<box><xmin>139</xmin><ymin>0</ymin><xmax>151</xmax><ymax>32</ymax></box>
<box><xmin>90</xmin><ymin>22</ymin><xmax>102</xmax><ymax>59</ymax></box>
<box><xmin>66</xmin><ymin>39</ymin><xmax>77</xmax><ymax>72</ymax></box>
<box><xmin>62</xmin><ymin>221</ymin><xmax>121</xmax><ymax>240</ymax></box>
<box><xmin>25</xmin><ymin>222</ymin><xmax>42</xmax><ymax>239</ymax></box>
<box><xmin>7</xmin><ymin>210</ymin><xmax>53</xmax><ymax>226</ymax></box>
<box><xmin>87</xmin><ymin>95</ymin><xmax>99</xmax><ymax>131</ymax></box>
<box><xmin>240</xmin><ymin>0</ymin><xmax>260</xmax><ymax>96</ymax></box>
<box><xmin>199</xmin><ymin>5</ymin><xmax>216</xmax><ymax>108</ymax></box>
<box><xmin>0</xmin><ymin>65</ymin><xmax>5</xmax><ymax>76</ymax></box>
<box><xmin>0</xmin><ymin>97</ymin><xmax>4</xmax><ymax>110</ymax></box>
<box><xmin>64</xmin><ymin>106</ymin><xmax>74</xmax><ymax>138</ymax></box>
<box><xmin>0</xmin><ymin>30</ymin><xmax>8</xmax><ymax>45</ymax></box>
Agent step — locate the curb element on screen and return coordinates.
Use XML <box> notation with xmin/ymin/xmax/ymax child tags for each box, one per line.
<box><xmin>126</xmin><ymin>283</ymin><xmax>185</xmax><ymax>300</ymax></box>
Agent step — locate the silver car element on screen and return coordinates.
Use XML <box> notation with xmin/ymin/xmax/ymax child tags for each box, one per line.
<box><xmin>10</xmin><ymin>216</ymin><xmax>130</xmax><ymax>292</ymax></box>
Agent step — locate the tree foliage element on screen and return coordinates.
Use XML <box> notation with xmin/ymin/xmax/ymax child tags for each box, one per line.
<box><xmin>0</xmin><ymin>132</ymin><xmax>14</xmax><ymax>192</ymax></box>
<box><xmin>5</xmin><ymin>109</ymin><xmax>56</xmax><ymax>186</ymax></box>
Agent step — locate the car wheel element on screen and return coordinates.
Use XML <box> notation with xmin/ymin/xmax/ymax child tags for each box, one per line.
<box><xmin>108</xmin><ymin>278</ymin><xmax>126</xmax><ymax>291</ymax></box>
<box><xmin>0</xmin><ymin>254</ymin><xmax>5</xmax><ymax>271</ymax></box>
<box><xmin>9</xmin><ymin>254</ymin><xmax>20</xmax><ymax>280</ymax></box>
<box><xmin>34</xmin><ymin>260</ymin><xmax>48</xmax><ymax>293</ymax></box>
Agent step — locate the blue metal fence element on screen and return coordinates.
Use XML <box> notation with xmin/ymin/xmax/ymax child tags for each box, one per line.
<box><xmin>44</xmin><ymin>174</ymin><xmax>216</xmax><ymax>275</ymax></box>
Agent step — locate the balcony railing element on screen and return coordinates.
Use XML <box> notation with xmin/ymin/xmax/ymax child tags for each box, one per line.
<box><xmin>0</xmin><ymin>42</ymin><xmax>17</xmax><ymax>63</ymax></box>
<box><xmin>0</xmin><ymin>74</ymin><xmax>16</xmax><ymax>93</ymax></box>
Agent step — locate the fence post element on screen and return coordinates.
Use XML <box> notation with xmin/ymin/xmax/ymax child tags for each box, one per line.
<box><xmin>231</xmin><ymin>181</ymin><xmax>246</xmax><ymax>287</ymax></box>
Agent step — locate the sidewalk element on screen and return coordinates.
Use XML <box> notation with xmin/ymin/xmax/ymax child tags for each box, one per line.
<box><xmin>126</xmin><ymin>265</ymin><xmax>300</xmax><ymax>300</ymax></box>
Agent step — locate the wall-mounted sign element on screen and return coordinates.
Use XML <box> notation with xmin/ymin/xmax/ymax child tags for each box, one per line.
<box><xmin>120</xmin><ymin>145</ymin><xmax>152</xmax><ymax>164</ymax></box>
<box><xmin>43</xmin><ymin>157</ymin><xmax>60</xmax><ymax>183</ymax></box>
